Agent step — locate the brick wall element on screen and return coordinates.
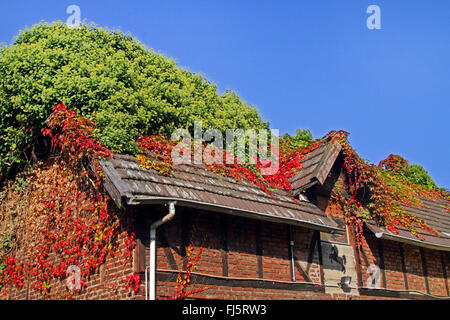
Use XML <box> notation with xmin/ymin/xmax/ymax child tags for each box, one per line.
<box><xmin>151</xmin><ymin>206</ymin><xmax>341</xmax><ymax>300</ymax></box>
<box><xmin>356</xmin><ymin>227</ymin><xmax>450</xmax><ymax>299</ymax></box>
<box><xmin>2</xmin><ymin>202</ymin><xmax>449</xmax><ymax>300</ymax></box>
<box><xmin>1</xmin><ymin>230</ymin><xmax>144</xmax><ymax>300</ymax></box>
<box><xmin>148</xmin><ymin>205</ymin><xmax>448</xmax><ymax>300</ymax></box>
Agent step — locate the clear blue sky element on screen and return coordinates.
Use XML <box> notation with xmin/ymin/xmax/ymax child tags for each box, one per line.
<box><xmin>0</xmin><ymin>1</ymin><xmax>449</xmax><ymax>188</ymax></box>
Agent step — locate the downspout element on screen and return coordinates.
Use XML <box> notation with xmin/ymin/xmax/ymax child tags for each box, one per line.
<box><xmin>148</xmin><ymin>201</ymin><xmax>176</xmax><ymax>300</ymax></box>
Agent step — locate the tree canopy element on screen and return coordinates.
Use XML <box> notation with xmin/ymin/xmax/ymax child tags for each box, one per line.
<box><xmin>0</xmin><ymin>22</ymin><xmax>268</xmax><ymax>180</ymax></box>
<box><xmin>282</xmin><ymin>129</ymin><xmax>313</xmax><ymax>148</ymax></box>
<box><xmin>379</xmin><ymin>154</ymin><xmax>441</xmax><ymax>191</ymax></box>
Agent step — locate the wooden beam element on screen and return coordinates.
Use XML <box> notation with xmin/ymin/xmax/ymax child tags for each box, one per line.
<box><xmin>420</xmin><ymin>247</ymin><xmax>431</xmax><ymax>294</ymax></box>
<box><xmin>354</xmin><ymin>245</ymin><xmax>363</xmax><ymax>288</ymax></box>
<box><xmin>220</xmin><ymin>214</ymin><xmax>229</xmax><ymax>277</ymax></box>
<box><xmin>255</xmin><ymin>220</ymin><xmax>263</xmax><ymax>279</ymax></box>
<box><xmin>349</xmin><ymin>224</ymin><xmax>363</xmax><ymax>288</ymax></box>
<box><xmin>377</xmin><ymin>238</ymin><xmax>387</xmax><ymax>289</ymax></box>
<box><xmin>316</xmin><ymin>231</ymin><xmax>325</xmax><ymax>285</ymax></box>
<box><xmin>305</xmin><ymin>231</ymin><xmax>319</xmax><ymax>274</ymax></box>
<box><xmin>440</xmin><ymin>251</ymin><xmax>449</xmax><ymax>296</ymax></box>
<box><xmin>133</xmin><ymin>212</ymin><xmax>147</xmax><ymax>273</ymax></box>
<box><xmin>157</xmin><ymin>270</ymin><xmax>326</xmax><ymax>293</ymax></box>
<box><xmin>134</xmin><ymin>239</ymin><xmax>146</xmax><ymax>273</ymax></box>
<box><xmin>359</xmin><ymin>287</ymin><xmax>438</xmax><ymax>300</ymax></box>
<box><xmin>399</xmin><ymin>242</ymin><xmax>409</xmax><ymax>290</ymax></box>
<box><xmin>157</xmin><ymin>231</ymin><xmax>178</xmax><ymax>270</ymax></box>
<box><xmin>293</xmin><ymin>259</ymin><xmax>313</xmax><ymax>283</ymax></box>
<box><xmin>180</xmin><ymin>209</ymin><xmax>193</xmax><ymax>270</ymax></box>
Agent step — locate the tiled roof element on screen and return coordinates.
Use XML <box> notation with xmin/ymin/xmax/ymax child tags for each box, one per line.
<box><xmin>100</xmin><ymin>154</ymin><xmax>344</xmax><ymax>234</ymax></box>
<box><xmin>366</xmin><ymin>197</ymin><xmax>450</xmax><ymax>251</ymax></box>
<box><xmin>289</xmin><ymin>140</ymin><xmax>342</xmax><ymax>196</ymax></box>
<box><xmin>99</xmin><ymin>141</ymin><xmax>450</xmax><ymax>250</ymax></box>
<box><xmin>288</xmin><ymin>139</ymin><xmax>450</xmax><ymax>250</ymax></box>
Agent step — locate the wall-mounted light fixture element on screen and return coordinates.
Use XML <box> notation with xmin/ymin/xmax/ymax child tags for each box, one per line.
<box><xmin>339</xmin><ymin>276</ymin><xmax>352</xmax><ymax>289</ymax></box>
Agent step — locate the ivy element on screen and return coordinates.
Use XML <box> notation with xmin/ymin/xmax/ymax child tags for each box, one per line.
<box><xmin>2</xmin><ymin>105</ymin><xmax>447</xmax><ymax>298</ymax></box>
<box><xmin>379</xmin><ymin>154</ymin><xmax>441</xmax><ymax>191</ymax></box>
<box><xmin>136</xmin><ymin>129</ymin><xmax>449</xmax><ymax>249</ymax></box>
<box><xmin>163</xmin><ymin>244</ymin><xmax>205</xmax><ymax>300</ymax></box>
<box><xmin>0</xmin><ymin>105</ymin><xmax>138</xmax><ymax>298</ymax></box>
<box><xmin>327</xmin><ymin>131</ymin><xmax>448</xmax><ymax>247</ymax></box>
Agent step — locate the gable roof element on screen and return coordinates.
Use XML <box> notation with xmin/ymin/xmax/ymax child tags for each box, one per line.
<box><xmin>100</xmin><ymin>154</ymin><xmax>344</xmax><ymax>234</ymax></box>
<box><xmin>99</xmin><ymin>140</ymin><xmax>450</xmax><ymax>250</ymax></box>
<box><xmin>289</xmin><ymin>140</ymin><xmax>342</xmax><ymax>196</ymax></box>
<box><xmin>285</xmin><ymin>139</ymin><xmax>450</xmax><ymax>250</ymax></box>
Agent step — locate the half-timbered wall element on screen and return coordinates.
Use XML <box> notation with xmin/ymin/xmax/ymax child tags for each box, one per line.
<box><xmin>3</xmin><ymin>203</ymin><xmax>449</xmax><ymax>300</ymax></box>
<box><xmin>135</xmin><ymin>205</ymin><xmax>449</xmax><ymax>300</ymax></box>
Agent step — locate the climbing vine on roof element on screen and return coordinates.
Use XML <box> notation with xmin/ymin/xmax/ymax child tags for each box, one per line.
<box><xmin>379</xmin><ymin>154</ymin><xmax>441</xmax><ymax>192</ymax></box>
<box><xmin>135</xmin><ymin>129</ymin><xmax>328</xmax><ymax>200</ymax></box>
<box><xmin>2</xmin><ymin>104</ymin><xmax>447</xmax><ymax>296</ymax></box>
<box><xmin>326</xmin><ymin>131</ymin><xmax>449</xmax><ymax>247</ymax></box>
<box><xmin>137</xmin><ymin>128</ymin><xmax>449</xmax><ymax>248</ymax></box>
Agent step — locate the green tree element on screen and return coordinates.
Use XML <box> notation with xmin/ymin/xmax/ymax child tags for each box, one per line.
<box><xmin>282</xmin><ymin>129</ymin><xmax>313</xmax><ymax>148</ymax></box>
<box><xmin>379</xmin><ymin>155</ymin><xmax>440</xmax><ymax>191</ymax></box>
<box><xmin>404</xmin><ymin>164</ymin><xmax>439</xmax><ymax>191</ymax></box>
<box><xmin>0</xmin><ymin>22</ymin><xmax>268</xmax><ymax>181</ymax></box>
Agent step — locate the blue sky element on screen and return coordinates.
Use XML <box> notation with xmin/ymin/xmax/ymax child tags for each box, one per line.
<box><xmin>0</xmin><ymin>1</ymin><xmax>449</xmax><ymax>188</ymax></box>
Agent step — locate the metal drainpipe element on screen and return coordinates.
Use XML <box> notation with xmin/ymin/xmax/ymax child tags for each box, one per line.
<box><xmin>148</xmin><ymin>201</ymin><xmax>176</xmax><ymax>300</ymax></box>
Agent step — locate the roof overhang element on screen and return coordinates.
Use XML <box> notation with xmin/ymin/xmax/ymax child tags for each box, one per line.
<box><xmin>99</xmin><ymin>156</ymin><xmax>345</xmax><ymax>235</ymax></box>
<box><xmin>366</xmin><ymin>223</ymin><xmax>450</xmax><ymax>252</ymax></box>
<box><xmin>290</xmin><ymin>140</ymin><xmax>342</xmax><ymax>196</ymax></box>
<box><xmin>125</xmin><ymin>195</ymin><xmax>345</xmax><ymax>234</ymax></box>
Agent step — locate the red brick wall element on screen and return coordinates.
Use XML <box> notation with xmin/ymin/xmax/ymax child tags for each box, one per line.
<box><xmin>424</xmin><ymin>248</ymin><xmax>448</xmax><ymax>296</ymax></box>
<box><xmin>357</xmin><ymin>228</ymin><xmax>386</xmax><ymax>289</ymax></box>
<box><xmin>152</xmin><ymin>207</ymin><xmax>336</xmax><ymax>300</ymax></box>
<box><xmin>260</xmin><ymin>221</ymin><xmax>290</xmax><ymax>282</ymax></box>
<box><xmin>381</xmin><ymin>238</ymin><xmax>408</xmax><ymax>291</ymax></box>
<box><xmin>227</xmin><ymin>216</ymin><xmax>259</xmax><ymax>279</ymax></box>
<box><xmin>291</xmin><ymin>226</ymin><xmax>322</xmax><ymax>283</ymax></box>
<box><xmin>1</xmin><ymin>230</ymin><xmax>144</xmax><ymax>300</ymax></box>
<box><xmin>356</xmin><ymin>227</ymin><xmax>449</xmax><ymax>298</ymax></box>
<box><xmin>2</xmin><ymin>203</ymin><xmax>449</xmax><ymax>300</ymax></box>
